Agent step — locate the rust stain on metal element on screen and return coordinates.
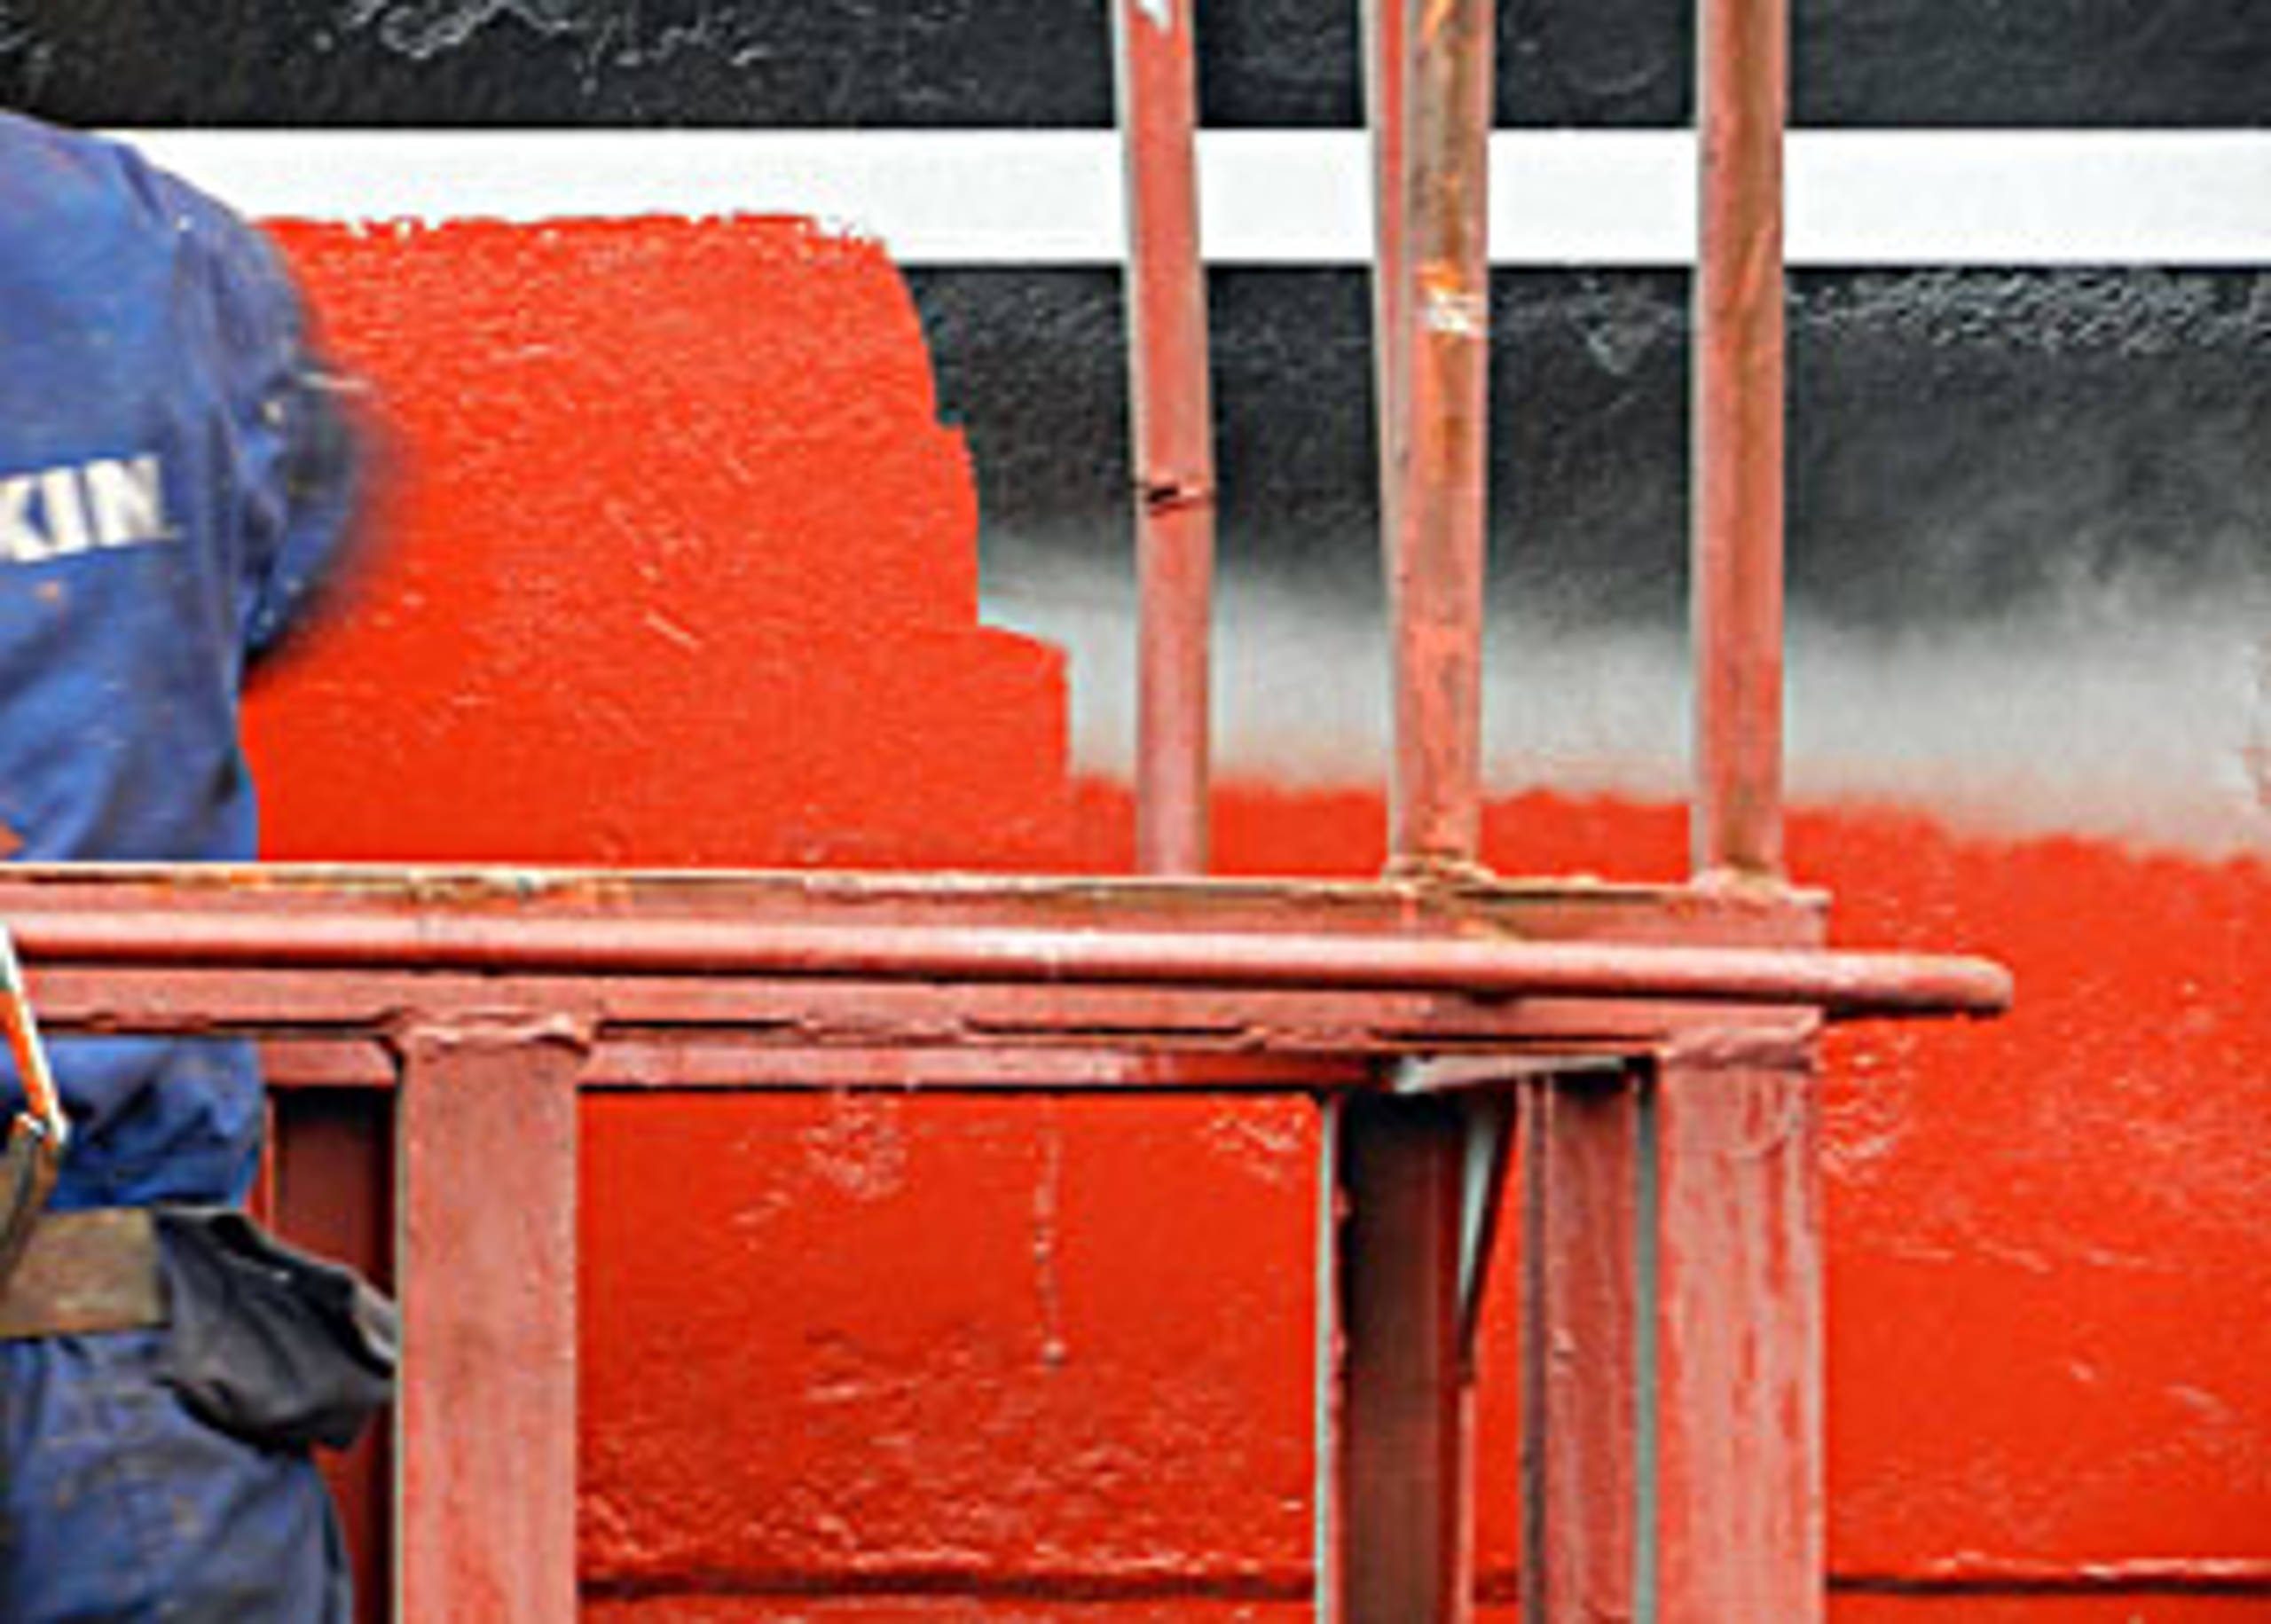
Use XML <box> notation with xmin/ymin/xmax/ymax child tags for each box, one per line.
<box><xmin>1138</xmin><ymin>477</ymin><xmax>1215</xmax><ymax>517</ymax></box>
<box><xmin>1382</xmin><ymin>0</ymin><xmax>1494</xmax><ymax>874</ymax></box>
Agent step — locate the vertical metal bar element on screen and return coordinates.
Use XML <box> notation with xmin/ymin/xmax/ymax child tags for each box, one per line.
<box><xmin>1519</xmin><ymin>1074</ymin><xmax>1641</xmax><ymax>1623</ymax></box>
<box><xmin>1365</xmin><ymin>0</ymin><xmax>1410</xmax><ymax>603</ymax></box>
<box><xmin>1692</xmin><ymin>0</ymin><xmax>1789</xmax><ymax>877</ymax></box>
<box><xmin>1337</xmin><ymin>1093</ymin><xmax>1469</xmax><ymax>1624</ymax></box>
<box><xmin>397</xmin><ymin>1017</ymin><xmax>586</xmax><ymax>1623</ymax></box>
<box><xmin>1114</xmin><ymin>0</ymin><xmax>1217</xmax><ymax>876</ymax></box>
<box><xmin>1337</xmin><ymin>2</ymin><xmax>1496</xmax><ymax>1617</ymax></box>
<box><xmin>1314</xmin><ymin>1097</ymin><xmax>1346</xmax><ymax>1624</ymax></box>
<box><xmin>1382</xmin><ymin>0</ymin><xmax>1495</xmax><ymax>872</ymax></box>
<box><xmin>1650</xmin><ymin>1058</ymin><xmax>1823</xmax><ymax>1620</ymax></box>
<box><xmin>276</xmin><ymin>1091</ymin><xmax>396</xmax><ymax>1624</ymax></box>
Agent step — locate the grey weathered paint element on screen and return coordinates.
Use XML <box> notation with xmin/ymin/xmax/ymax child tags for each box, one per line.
<box><xmin>919</xmin><ymin>268</ymin><xmax>2271</xmax><ymax>629</ymax></box>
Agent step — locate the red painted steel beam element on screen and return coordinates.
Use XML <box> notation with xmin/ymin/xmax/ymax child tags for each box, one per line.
<box><xmin>1520</xmin><ymin>1053</ymin><xmax>1824</xmax><ymax>1622</ymax></box>
<box><xmin>396</xmin><ymin>1016</ymin><xmax>586</xmax><ymax>1623</ymax></box>
<box><xmin>0</xmin><ymin>908</ymin><xmax>2009</xmax><ymax>1017</ymax></box>
<box><xmin>1521</xmin><ymin>1072</ymin><xmax>1643</xmax><ymax>1623</ymax></box>
<box><xmin>1345</xmin><ymin>0</ymin><xmax>1499</xmax><ymax>1613</ymax></box>
<box><xmin>1115</xmin><ymin>0</ymin><xmax>1217</xmax><ymax>876</ymax></box>
<box><xmin>0</xmin><ymin>864</ymin><xmax>1817</xmax><ymax>937</ymax></box>
<box><xmin>1652</xmin><ymin>1053</ymin><xmax>1823</xmax><ymax>1620</ymax></box>
<box><xmin>32</xmin><ymin>966</ymin><xmax>1845</xmax><ymax>1061</ymax></box>
<box><xmin>252</xmin><ymin>1040</ymin><xmax>1377</xmax><ymax>1095</ymax></box>
<box><xmin>1693</xmin><ymin>0</ymin><xmax>1790</xmax><ymax>878</ymax></box>
<box><xmin>1337</xmin><ymin>1094</ymin><xmax>1470</xmax><ymax>1624</ymax></box>
<box><xmin>1381</xmin><ymin>0</ymin><xmax>1495</xmax><ymax>873</ymax></box>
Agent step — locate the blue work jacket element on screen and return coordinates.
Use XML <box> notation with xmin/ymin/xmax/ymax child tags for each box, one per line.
<box><xmin>0</xmin><ymin>114</ymin><xmax>358</xmax><ymax>1210</ymax></box>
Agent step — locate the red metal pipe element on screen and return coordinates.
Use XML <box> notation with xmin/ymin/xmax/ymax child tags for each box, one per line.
<box><xmin>2</xmin><ymin>906</ymin><xmax>2011</xmax><ymax>1017</ymax></box>
<box><xmin>1383</xmin><ymin>0</ymin><xmax>1495</xmax><ymax>874</ymax></box>
<box><xmin>1114</xmin><ymin>0</ymin><xmax>1217</xmax><ymax>876</ymax></box>
<box><xmin>1693</xmin><ymin>0</ymin><xmax>1789</xmax><ymax>877</ymax></box>
<box><xmin>1360</xmin><ymin>12</ymin><xmax>1499</xmax><ymax>1609</ymax></box>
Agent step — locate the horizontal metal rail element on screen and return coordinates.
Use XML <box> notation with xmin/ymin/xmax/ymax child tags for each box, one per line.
<box><xmin>2</xmin><ymin>906</ymin><xmax>2007</xmax><ymax>1019</ymax></box>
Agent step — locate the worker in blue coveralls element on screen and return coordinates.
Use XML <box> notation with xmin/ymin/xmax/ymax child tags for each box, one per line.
<box><xmin>0</xmin><ymin>114</ymin><xmax>373</xmax><ymax>1620</ymax></box>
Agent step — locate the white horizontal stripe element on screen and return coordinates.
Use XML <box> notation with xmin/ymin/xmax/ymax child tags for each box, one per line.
<box><xmin>114</xmin><ymin>129</ymin><xmax>2271</xmax><ymax>266</ymax></box>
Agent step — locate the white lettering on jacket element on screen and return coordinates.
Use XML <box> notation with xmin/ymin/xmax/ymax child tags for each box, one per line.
<box><xmin>0</xmin><ymin>457</ymin><xmax>172</xmax><ymax>565</ymax></box>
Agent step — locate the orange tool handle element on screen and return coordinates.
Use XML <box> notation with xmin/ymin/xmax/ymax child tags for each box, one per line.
<box><xmin>0</xmin><ymin>927</ymin><xmax>66</xmax><ymax>1153</ymax></box>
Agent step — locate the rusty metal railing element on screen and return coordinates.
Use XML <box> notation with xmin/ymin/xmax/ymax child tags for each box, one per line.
<box><xmin>0</xmin><ymin>865</ymin><xmax>2002</xmax><ymax>1621</ymax></box>
<box><xmin>0</xmin><ymin>0</ymin><xmax>2000</xmax><ymax>1618</ymax></box>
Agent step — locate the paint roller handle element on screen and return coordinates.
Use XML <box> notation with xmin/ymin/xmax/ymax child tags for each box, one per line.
<box><xmin>0</xmin><ymin>923</ymin><xmax>66</xmax><ymax>1291</ymax></box>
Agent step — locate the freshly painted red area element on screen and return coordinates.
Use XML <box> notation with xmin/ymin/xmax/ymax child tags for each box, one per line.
<box><xmin>246</xmin><ymin>220</ymin><xmax>1071</xmax><ymax>871</ymax></box>
<box><xmin>241</xmin><ymin>218</ymin><xmax>2267</xmax><ymax>1613</ymax></box>
<box><xmin>1827</xmin><ymin>1601</ymin><xmax>2271</xmax><ymax>1623</ymax></box>
<box><xmin>587</xmin><ymin>1604</ymin><xmax>1315</xmax><ymax>1622</ymax></box>
<box><xmin>1810</xmin><ymin>809</ymin><xmax>2271</xmax><ymax>1577</ymax></box>
<box><xmin>1138</xmin><ymin>785</ymin><xmax>2271</xmax><ymax>1598</ymax></box>
<box><xmin>580</xmin><ymin>1093</ymin><xmax>1318</xmax><ymax>1595</ymax></box>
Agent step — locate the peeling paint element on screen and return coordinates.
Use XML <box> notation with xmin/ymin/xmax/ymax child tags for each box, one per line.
<box><xmin>801</xmin><ymin>1092</ymin><xmax>909</xmax><ymax>1202</ymax></box>
<box><xmin>1198</xmin><ymin>1104</ymin><xmax>1308</xmax><ymax>1187</ymax></box>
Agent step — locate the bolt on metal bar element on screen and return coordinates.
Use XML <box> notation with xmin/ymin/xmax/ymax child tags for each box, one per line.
<box><xmin>1114</xmin><ymin>0</ymin><xmax>1218</xmax><ymax>876</ymax></box>
<box><xmin>1381</xmin><ymin>0</ymin><xmax>1495</xmax><ymax>875</ymax></box>
<box><xmin>1693</xmin><ymin>0</ymin><xmax>1790</xmax><ymax>877</ymax></box>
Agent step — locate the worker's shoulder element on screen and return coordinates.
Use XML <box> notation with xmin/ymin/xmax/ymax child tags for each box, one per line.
<box><xmin>0</xmin><ymin>114</ymin><xmax>273</xmax><ymax>284</ymax></box>
<box><xmin>0</xmin><ymin>114</ymin><xmax>158</xmax><ymax>232</ymax></box>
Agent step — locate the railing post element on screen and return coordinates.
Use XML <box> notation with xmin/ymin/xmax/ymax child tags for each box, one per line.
<box><xmin>1693</xmin><ymin>0</ymin><xmax>1790</xmax><ymax>879</ymax></box>
<box><xmin>1520</xmin><ymin>1044</ymin><xmax>1824</xmax><ymax>1624</ymax></box>
<box><xmin>396</xmin><ymin>1014</ymin><xmax>589</xmax><ymax>1623</ymax></box>
<box><xmin>1333</xmin><ymin>0</ymin><xmax>1497</xmax><ymax>1618</ymax></box>
<box><xmin>1520</xmin><ymin>1071</ymin><xmax>1643</xmax><ymax>1622</ymax></box>
<box><xmin>1334</xmin><ymin>1093</ymin><xmax>1471</xmax><ymax>1622</ymax></box>
<box><xmin>1114</xmin><ymin>0</ymin><xmax>1217</xmax><ymax>877</ymax></box>
<box><xmin>1379</xmin><ymin>0</ymin><xmax>1495</xmax><ymax>873</ymax></box>
<box><xmin>1649</xmin><ymin>1048</ymin><xmax>1823</xmax><ymax>1619</ymax></box>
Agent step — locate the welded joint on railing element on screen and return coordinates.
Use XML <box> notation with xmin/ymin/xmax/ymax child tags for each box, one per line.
<box><xmin>1380</xmin><ymin>853</ymin><xmax>1498</xmax><ymax>890</ymax></box>
<box><xmin>382</xmin><ymin>1007</ymin><xmax>598</xmax><ymax>1069</ymax></box>
<box><xmin>1660</xmin><ymin>1014</ymin><xmax>1819</xmax><ymax>1074</ymax></box>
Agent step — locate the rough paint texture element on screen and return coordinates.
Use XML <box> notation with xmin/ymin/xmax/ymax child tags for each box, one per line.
<box><xmin>248</xmin><ymin>219</ymin><xmax>1070</xmax><ymax>870</ymax></box>
<box><xmin>232</xmin><ymin>219</ymin><xmax>2271</xmax><ymax>1616</ymax></box>
<box><xmin>1176</xmin><ymin>788</ymin><xmax>2271</xmax><ymax>1612</ymax></box>
<box><xmin>581</xmin><ymin>1095</ymin><xmax>1318</xmax><ymax>1603</ymax></box>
